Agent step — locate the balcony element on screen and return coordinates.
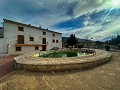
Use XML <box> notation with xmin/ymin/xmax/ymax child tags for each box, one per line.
<box><xmin>16</xmin><ymin>36</ymin><xmax>48</xmax><ymax>46</ymax></box>
<box><xmin>16</xmin><ymin>43</ymin><xmax>47</xmax><ymax>46</ymax></box>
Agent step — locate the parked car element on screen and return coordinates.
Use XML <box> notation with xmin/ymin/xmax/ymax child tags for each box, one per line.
<box><xmin>50</xmin><ymin>47</ymin><xmax>59</xmax><ymax>50</ymax></box>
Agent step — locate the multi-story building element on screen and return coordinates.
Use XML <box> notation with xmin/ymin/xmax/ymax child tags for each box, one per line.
<box><xmin>0</xmin><ymin>19</ymin><xmax>62</xmax><ymax>55</ymax></box>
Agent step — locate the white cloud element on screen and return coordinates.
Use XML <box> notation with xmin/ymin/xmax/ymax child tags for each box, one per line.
<box><xmin>63</xmin><ymin>14</ymin><xmax>120</xmax><ymax>41</ymax></box>
<box><xmin>0</xmin><ymin>0</ymin><xmax>120</xmax><ymax>41</ymax></box>
<box><xmin>73</xmin><ymin>0</ymin><xmax>116</xmax><ymax>18</ymax></box>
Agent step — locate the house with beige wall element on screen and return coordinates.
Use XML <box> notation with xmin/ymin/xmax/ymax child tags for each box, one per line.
<box><xmin>0</xmin><ymin>19</ymin><xmax>62</xmax><ymax>55</ymax></box>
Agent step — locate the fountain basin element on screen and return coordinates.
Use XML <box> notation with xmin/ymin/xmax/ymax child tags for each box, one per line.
<box><xmin>14</xmin><ymin>49</ymin><xmax>112</xmax><ymax>72</ymax></box>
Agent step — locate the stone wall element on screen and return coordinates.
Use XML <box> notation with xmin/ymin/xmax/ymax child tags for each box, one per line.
<box><xmin>14</xmin><ymin>49</ymin><xmax>112</xmax><ymax>72</ymax></box>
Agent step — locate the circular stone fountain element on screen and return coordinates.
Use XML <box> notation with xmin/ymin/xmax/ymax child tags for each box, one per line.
<box><xmin>14</xmin><ymin>49</ymin><xmax>112</xmax><ymax>72</ymax></box>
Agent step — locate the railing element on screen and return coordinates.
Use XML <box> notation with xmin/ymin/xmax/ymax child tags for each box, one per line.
<box><xmin>16</xmin><ymin>40</ymin><xmax>43</xmax><ymax>45</ymax></box>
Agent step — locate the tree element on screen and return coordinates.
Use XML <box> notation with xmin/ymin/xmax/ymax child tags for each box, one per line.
<box><xmin>105</xmin><ymin>45</ymin><xmax>110</xmax><ymax>51</ymax></box>
<box><xmin>108</xmin><ymin>34</ymin><xmax>120</xmax><ymax>45</ymax></box>
<box><xmin>67</xmin><ymin>34</ymin><xmax>78</xmax><ymax>47</ymax></box>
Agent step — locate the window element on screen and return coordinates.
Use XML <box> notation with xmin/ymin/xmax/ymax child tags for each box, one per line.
<box><xmin>53</xmin><ymin>34</ymin><xmax>55</xmax><ymax>37</ymax></box>
<box><xmin>56</xmin><ymin>40</ymin><xmax>58</xmax><ymax>43</ymax></box>
<box><xmin>53</xmin><ymin>39</ymin><xmax>55</xmax><ymax>43</ymax></box>
<box><xmin>16</xmin><ymin>47</ymin><xmax>21</xmax><ymax>51</ymax></box>
<box><xmin>18</xmin><ymin>26</ymin><xmax>24</xmax><ymax>31</ymax></box>
<box><xmin>43</xmin><ymin>32</ymin><xmax>46</xmax><ymax>35</ymax></box>
<box><xmin>35</xmin><ymin>46</ymin><xmax>39</xmax><ymax>50</ymax></box>
<box><xmin>30</xmin><ymin>37</ymin><xmax>34</xmax><ymax>41</ymax></box>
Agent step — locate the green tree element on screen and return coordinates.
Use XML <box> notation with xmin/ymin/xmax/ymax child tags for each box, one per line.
<box><xmin>105</xmin><ymin>45</ymin><xmax>110</xmax><ymax>51</ymax></box>
<box><xmin>109</xmin><ymin>34</ymin><xmax>120</xmax><ymax>45</ymax></box>
<box><xmin>67</xmin><ymin>34</ymin><xmax>78</xmax><ymax>47</ymax></box>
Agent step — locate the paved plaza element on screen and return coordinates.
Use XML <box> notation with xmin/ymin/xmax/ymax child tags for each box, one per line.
<box><xmin>0</xmin><ymin>55</ymin><xmax>17</xmax><ymax>78</ymax></box>
<box><xmin>0</xmin><ymin>51</ymin><xmax>120</xmax><ymax>90</ymax></box>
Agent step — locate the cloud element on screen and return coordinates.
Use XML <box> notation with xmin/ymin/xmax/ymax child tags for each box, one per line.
<box><xmin>0</xmin><ymin>0</ymin><xmax>79</xmax><ymax>28</ymax></box>
<box><xmin>72</xmin><ymin>0</ymin><xmax>111</xmax><ymax>18</ymax></box>
<box><xmin>0</xmin><ymin>0</ymin><xmax>113</xmax><ymax>23</ymax></box>
<box><xmin>63</xmin><ymin>10</ymin><xmax>120</xmax><ymax>41</ymax></box>
<box><xmin>0</xmin><ymin>0</ymin><xmax>120</xmax><ymax>41</ymax></box>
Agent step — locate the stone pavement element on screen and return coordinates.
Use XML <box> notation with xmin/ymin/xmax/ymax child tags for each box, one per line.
<box><xmin>0</xmin><ymin>51</ymin><xmax>120</xmax><ymax>90</ymax></box>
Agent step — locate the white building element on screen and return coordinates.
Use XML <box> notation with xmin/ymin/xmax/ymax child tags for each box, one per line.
<box><xmin>0</xmin><ymin>19</ymin><xmax>62</xmax><ymax>55</ymax></box>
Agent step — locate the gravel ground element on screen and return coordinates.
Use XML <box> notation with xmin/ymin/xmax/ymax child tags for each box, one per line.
<box><xmin>0</xmin><ymin>51</ymin><xmax>120</xmax><ymax>90</ymax></box>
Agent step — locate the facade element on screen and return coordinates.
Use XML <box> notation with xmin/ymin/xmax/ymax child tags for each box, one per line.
<box><xmin>0</xmin><ymin>19</ymin><xmax>62</xmax><ymax>55</ymax></box>
<box><xmin>0</xmin><ymin>27</ymin><xmax>4</xmax><ymax>38</ymax></box>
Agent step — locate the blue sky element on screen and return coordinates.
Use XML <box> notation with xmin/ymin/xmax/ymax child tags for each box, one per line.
<box><xmin>0</xmin><ymin>0</ymin><xmax>120</xmax><ymax>41</ymax></box>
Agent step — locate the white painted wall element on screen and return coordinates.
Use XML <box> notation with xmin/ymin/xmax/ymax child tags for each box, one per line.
<box><xmin>0</xmin><ymin>38</ymin><xmax>7</xmax><ymax>53</ymax></box>
<box><xmin>46</xmin><ymin>32</ymin><xmax>62</xmax><ymax>50</ymax></box>
<box><xmin>9</xmin><ymin>46</ymin><xmax>42</xmax><ymax>55</ymax></box>
<box><xmin>3</xmin><ymin>21</ymin><xmax>62</xmax><ymax>55</ymax></box>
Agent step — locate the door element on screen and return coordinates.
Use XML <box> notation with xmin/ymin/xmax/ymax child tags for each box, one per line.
<box><xmin>17</xmin><ymin>35</ymin><xmax>24</xmax><ymax>44</ymax></box>
<box><xmin>42</xmin><ymin>38</ymin><xmax>46</xmax><ymax>44</ymax></box>
<box><xmin>42</xmin><ymin>46</ymin><xmax>46</xmax><ymax>51</ymax></box>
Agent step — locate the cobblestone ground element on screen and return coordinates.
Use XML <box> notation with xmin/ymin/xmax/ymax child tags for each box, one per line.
<box><xmin>0</xmin><ymin>51</ymin><xmax>120</xmax><ymax>90</ymax></box>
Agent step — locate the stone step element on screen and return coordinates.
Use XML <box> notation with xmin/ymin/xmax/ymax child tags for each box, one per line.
<box><xmin>0</xmin><ymin>54</ymin><xmax>9</xmax><ymax>57</ymax></box>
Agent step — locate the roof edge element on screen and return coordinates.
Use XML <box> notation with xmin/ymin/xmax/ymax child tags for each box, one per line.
<box><xmin>3</xmin><ymin>19</ymin><xmax>62</xmax><ymax>34</ymax></box>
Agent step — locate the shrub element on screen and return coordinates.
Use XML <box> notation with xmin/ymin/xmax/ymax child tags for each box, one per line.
<box><xmin>65</xmin><ymin>51</ymin><xmax>77</xmax><ymax>57</ymax></box>
<box><xmin>78</xmin><ymin>44</ymin><xmax>84</xmax><ymax>48</ymax></box>
<box><xmin>117</xmin><ymin>44</ymin><xmax>120</xmax><ymax>50</ymax></box>
<box><xmin>105</xmin><ymin>45</ymin><xmax>110</xmax><ymax>51</ymax></box>
<box><xmin>40</xmin><ymin>51</ymin><xmax>78</xmax><ymax>58</ymax></box>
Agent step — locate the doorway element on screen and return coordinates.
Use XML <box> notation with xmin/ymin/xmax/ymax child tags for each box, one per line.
<box><xmin>42</xmin><ymin>38</ymin><xmax>46</xmax><ymax>44</ymax></box>
<box><xmin>42</xmin><ymin>45</ymin><xmax>46</xmax><ymax>51</ymax></box>
<box><xmin>17</xmin><ymin>35</ymin><xmax>24</xmax><ymax>44</ymax></box>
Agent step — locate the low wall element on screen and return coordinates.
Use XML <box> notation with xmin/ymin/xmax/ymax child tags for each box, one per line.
<box><xmin>14</xmin><ymin>49</ymin><xmax>112</xmax><ymax>72</ymax></box>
